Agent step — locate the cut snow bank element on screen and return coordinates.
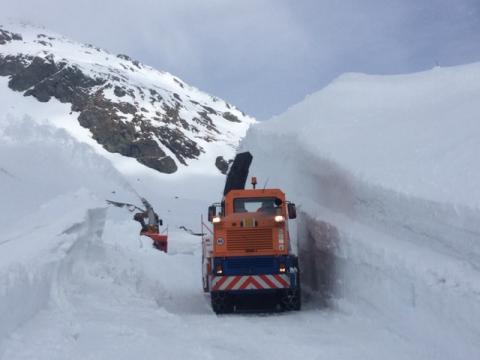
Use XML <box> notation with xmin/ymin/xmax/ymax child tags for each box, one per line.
<box><xmin>0</xmin><ymin>114</ymin><xmax>136</xmax><ymax>228</ymax></box>
<box><xmin>241</xmin><ymin>63</ymin><xmax>480</xmax><ymax>359</ymax></box>
<box><xmin>0</xmin><ymin>115</ymin><xmax>135</xmax><ymax>343</ymax></box>
<box><xmin>260</xmin><ymin>63</ymin><xmax>480</xmax><ymax>209</ymax></box>
<box><xmin>0</xmin><ymin>205</ymin><xmax>107</xmax><ymax>343</ymax></box>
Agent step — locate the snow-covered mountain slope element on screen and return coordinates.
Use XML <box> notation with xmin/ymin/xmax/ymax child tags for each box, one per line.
<box><xmin>241</xmin><ymin>63</ymin><xmax>480</xmax><ymax>358</ymax></box>
<box><xmin>0</xmin><ymin>24</ymin><xmax>255</xmax><ymax>175</ymax></box>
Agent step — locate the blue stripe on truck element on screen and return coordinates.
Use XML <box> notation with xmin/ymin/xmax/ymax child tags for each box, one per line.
<box><xmin>213</xmin><ymin>255</ymin><xmax>297</xmax><ymax>276</ymax></box>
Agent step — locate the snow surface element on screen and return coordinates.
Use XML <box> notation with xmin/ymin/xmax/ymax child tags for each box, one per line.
<box><xmin>1</xmin><ymin>59</ymin><xmax>480</xmax><ymax>359</ymax></box>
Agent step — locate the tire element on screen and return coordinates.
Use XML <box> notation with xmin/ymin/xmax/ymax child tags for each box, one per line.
<box><xmin>211</xmin><ymin>292</ymin><xmax>233</xmax><ymax>314</ymax></box>
<box><xmin>280</xmin><ymin>272</ymin><xmax>301</xmax><ymax>311</ymax></box>
<box><xmin>280</xmin><ymin>288</ymin><xmax>301</xmax><ymax>311</ymax></box>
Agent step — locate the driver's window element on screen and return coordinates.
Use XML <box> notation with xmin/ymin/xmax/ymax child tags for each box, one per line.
<box><xmin>233</xmin><ymin>198</ymin><xmax>279</xmax><ymax>214</ymax></box>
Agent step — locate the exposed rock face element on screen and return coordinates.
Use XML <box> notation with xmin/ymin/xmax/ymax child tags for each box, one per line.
<box><xmin>0</xmin><ymin>25</ymin><xmax>255</xmax><ymax>174</ymax></box>
<box><xmin>0</xmin><ymin>54</ymin><xmax>178</xmax><ymax>173</ymax></box>
<box><xmin>222</xmin><ymin>112</ymin><xmax>241</xmax><ymax>123</ymax></box>
<box><xmin>0</xmin><ymin>29</ymin><xmax>22</xmax><ymax>45</ymax></box>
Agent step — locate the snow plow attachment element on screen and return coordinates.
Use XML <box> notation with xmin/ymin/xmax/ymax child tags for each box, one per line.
<box><xmin>142</xmin><ymin>232</ymin><xmax>168</xmax><ymax>253</ymax></box>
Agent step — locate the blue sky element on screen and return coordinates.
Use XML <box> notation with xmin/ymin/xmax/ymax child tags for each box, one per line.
<box><xmin>2</xmin><ymin>0</ymin><xmax>480</xmax><ymax>119</ymax></box>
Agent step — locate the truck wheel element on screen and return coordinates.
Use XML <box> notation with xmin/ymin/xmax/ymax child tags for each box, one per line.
<box><xmin>211</xmin><ymin>292</ymin><xmax>233</xmax><ymax>314</ymax></box>
<box><xmin>280</xmin><ymin>287</ymin><xmax>301</xmax><ymax>311</ymax></box>
<box><xmin>280</xmin><ymin>271</ymin><xmax>301</xmax><ymax>311</ymax></box>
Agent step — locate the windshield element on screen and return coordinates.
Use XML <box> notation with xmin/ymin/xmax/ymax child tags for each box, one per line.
<box><xmin>233</xmin><ymin>197</ymin><xmax>282</xmax><ymax>214</ymax></box>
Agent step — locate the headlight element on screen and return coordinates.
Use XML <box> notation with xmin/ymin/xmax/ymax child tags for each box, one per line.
<box><xmin>215</xmin><ymin>264</ymin><xmax>223</xmax><ymax>275</ymax></box>
<box><xmin>279</xmin><ymin>264</ymin><xmax>286</xmax><ymax>273</ymax></box>
<box><xmin>274</xmin><ymin>215</ymin><xmax>285</xmax><ymax>223</ymax></box>
<box><xmin>212</xmin><ymin>216</ymin><xmax>221</xmax><ymax>223</ymax></box>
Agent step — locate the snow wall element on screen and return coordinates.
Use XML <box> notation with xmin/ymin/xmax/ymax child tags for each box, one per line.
<box><xmin>241</xmin><ymin>63</ymin><xmax>480</xmax><ymax>359</ymax></box>
<box><xmin>0</xmin><ymin>115</ymin><xmax>133</xmax><ymax>342</ymax></box>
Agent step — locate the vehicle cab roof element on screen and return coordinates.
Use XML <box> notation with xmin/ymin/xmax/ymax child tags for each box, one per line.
<box><xmin>225</xmin><ymin>188</ymin><xmax>286</xmax><ymax>199</ymax></box>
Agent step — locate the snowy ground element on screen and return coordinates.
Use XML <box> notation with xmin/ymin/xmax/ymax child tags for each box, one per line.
<box><xmin>0</xmin><ymin>207</ymin><xmax>429</xmax><ymax>360</ymax></box>
<box><xmin>2</xmin><ymin>63</ymin><xmax>480</xmax><ymax>359</ymax></box>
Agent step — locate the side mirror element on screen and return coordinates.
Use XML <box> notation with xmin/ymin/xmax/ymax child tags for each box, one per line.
<box><xmin>159</xmin><ymin>219</ymin><xmax>163</xmax><ymax>226</ymax></box>
<box><xmin>287</xmin><ymin>202</ymin><xmax>297</xmax><ymax>219</ymax></box>
<box><xmin>208</xmin><ymin>205</ymin><xmax>216</xmax><ymax>222</ymax></box>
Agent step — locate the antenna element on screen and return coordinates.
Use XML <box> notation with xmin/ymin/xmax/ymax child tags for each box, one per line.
<box><xmin>262</xmin><ymin>177</ymin><xmax>270</xmax><ymax>192</ymax></box>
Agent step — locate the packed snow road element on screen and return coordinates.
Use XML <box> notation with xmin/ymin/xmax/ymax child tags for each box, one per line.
<box><xmin>0</xmin><ymin>206</ymin><xmax>430</xmax><ymax>360</ymax></box>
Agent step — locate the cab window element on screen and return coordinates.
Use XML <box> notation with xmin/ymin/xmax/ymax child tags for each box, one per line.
<box><xmin>233</xmin><ymin>197</ymin><xmax>281</xmax><ymax>214</ymax></box>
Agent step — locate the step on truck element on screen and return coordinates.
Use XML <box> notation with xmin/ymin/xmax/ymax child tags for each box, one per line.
<box><xmin>202</xmin><ymin>152</ymin><xmax>301</xmax><ymax>313</ymax></box>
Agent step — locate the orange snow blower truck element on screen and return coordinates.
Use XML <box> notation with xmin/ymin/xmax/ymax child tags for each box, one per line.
<box><xmin>202</xmin><ymin>152</ymin><xmax>300</xmax><ymax>313</ymax></box>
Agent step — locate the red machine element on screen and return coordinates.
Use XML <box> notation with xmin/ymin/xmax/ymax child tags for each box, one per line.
<box><xmin>107</xmin><ymin>198</ymin><xmax>168</xmax><ymax>253</ymax></box>
<box><xmin>134</xmin><ymin>198</ymin><xmax>168</xmax><ymax>253</ymax></box>
<box><xmin>141</xmin><ymin>231</ymin><xmax>168</xmax><ymax>252</ymax></box>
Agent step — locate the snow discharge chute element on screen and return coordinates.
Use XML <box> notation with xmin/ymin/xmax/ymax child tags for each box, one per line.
<box><xmin>223</xmin><ymin>151</ymin><xmax>253</xmax><ymax>196</ymax></box>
